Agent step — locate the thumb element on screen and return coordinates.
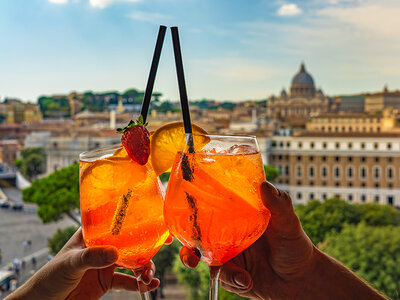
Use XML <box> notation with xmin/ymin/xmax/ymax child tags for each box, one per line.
<box><xmin>261</xmin><ymin>181</ymin><xmax>301</xmax><ymax>237</ymax></box>
<box><xmin>70</xmin><ymin>246</ymin><xmax>119</xmax><ymax>272</ymax></box>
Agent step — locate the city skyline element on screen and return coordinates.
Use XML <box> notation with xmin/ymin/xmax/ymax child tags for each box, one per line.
<box><xmin>1</xmin><ymin>0</ymin><xmax>400</xmax><ymax>102</ymax></box>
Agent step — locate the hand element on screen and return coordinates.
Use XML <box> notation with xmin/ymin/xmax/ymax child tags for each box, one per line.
<box><xmin>6</xmin><ymin>228</ymin><xmax>159</xmax><ymax>300</ymax></box>
<box><xmin>179</xmin><ymin>181</ymin><xmax>316</xmax><ymax>299</ymax></box>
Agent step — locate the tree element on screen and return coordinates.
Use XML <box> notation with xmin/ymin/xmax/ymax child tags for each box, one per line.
<box><xmin>17</xmin><ymin>147</ymin><xmax>46</xmax><ymax>180</ymax></box>
<box><xmin>295</xmin><ymin>199</ymin><xmax>400</xmax><ymax>244</ymax></box>
<box><xmin>264</xmin><ymin>165</ymin><xmax>279</xmax><ymax>182</ymax></box>
<box><xmin>22</xmin><ymin>164</ymin><xmax>80</xmax><ymax>225</ymax></box>
<box><xmin>48</xmin><ymin>226</ymin><xmax>78</xmax><ymax>255</ymax></box>
<box><xmin>320</xmin><ymin>223</ymin><xmax>400</xmax><ymax>300</ymax></box>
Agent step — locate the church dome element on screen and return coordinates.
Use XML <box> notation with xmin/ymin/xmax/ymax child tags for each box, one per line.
<box><xmin>290</xmin><ymin>63</ymin><xmax>316</xmax><ymax>98</ymax></box>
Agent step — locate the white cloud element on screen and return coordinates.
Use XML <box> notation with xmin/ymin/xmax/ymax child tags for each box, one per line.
<box><xmin>277</xmin><ymin>3</ymin><xmax>302</xmax><ymax>16</ymax></box>
<box><xmin>128</xmin><ymin>11</ymin><xmax>171</xmax><ymax>24</ymax></box>
<box><xmin>89</xmin><ymin>0</ymin><xmax>140</xmax><ymax>9</ymax></box>
<box><xmin>49</xmin><ymin>0</ymin><xmax>68</xmax><ymax>3</ymax></box>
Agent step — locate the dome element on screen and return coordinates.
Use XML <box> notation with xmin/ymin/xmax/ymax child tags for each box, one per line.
<box><xmin>291</xmin><ymin>63</ymin><xmax>314</xmax><ymax>86</ymax></box>
<box><xmin>290</xmin><ymin>63</ymin><xmax>316</xmax><ymax>98</ymax></box>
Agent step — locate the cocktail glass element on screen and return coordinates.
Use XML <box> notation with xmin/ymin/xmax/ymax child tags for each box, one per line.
<box><xmin>80</xmin><ymin>144</ymin><xmax>169</xmax><ymax>300</ymax></box>
<box><xmin>164</xmin><ymin>134</ymin><xmax>271</xmax><ymax>299</ymax></box>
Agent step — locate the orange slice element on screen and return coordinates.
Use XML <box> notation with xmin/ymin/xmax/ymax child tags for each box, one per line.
<box><xmin>150</xmin><ymin>122</ymin><xmax>209</xmax><ymax>175</ymax></box>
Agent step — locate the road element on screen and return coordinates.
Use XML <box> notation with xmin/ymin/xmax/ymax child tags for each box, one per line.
<box><xmin>0</xmin><ymin>188</ymin><xmax>75</xmax><ymax>268</ymax></box>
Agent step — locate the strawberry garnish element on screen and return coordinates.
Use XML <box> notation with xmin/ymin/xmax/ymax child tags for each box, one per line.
<box><xmin>117</xmin><ymin>115</ymin><xmax>150</xmax><ymax>165</ymax></box>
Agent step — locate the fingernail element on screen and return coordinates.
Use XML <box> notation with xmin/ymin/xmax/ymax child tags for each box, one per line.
<box><xmin>233</xmin><ymin>272</ymin><xmax>250</xmax><ymax>288</ymax></box>
<box><xmin>146</xmin><ymin>269</ymin><xmax>154</xmax><ymax>280</ymax></box>
<box><xmin>262</xmin><ymin>181</ymin><xmax>280</xmax><ymax>196</ymax></box>
<box><xmin>182</xmin><ymin>255</ymin><xmax>189</xmax><ymax>267</ymax></box>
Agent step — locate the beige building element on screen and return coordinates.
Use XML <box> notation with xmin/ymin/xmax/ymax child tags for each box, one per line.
<box><xmin>266</xmin><ymin>63</ymin><xmax>332</xmax><ymax>126</ymax></box>
<box><xmin>306</xmin><ymin>108</ymin><xmax>400</xmax><ymax>134</ymax></box>
<box><xmin>268</xmin><ymin>131</ymin><xmax>400</xmax><ymax>207</ymax></box>
<box><xmin>0</xmin><ymin>139</ymin><xmax>20</xmax><ymax>167</ymax></box>
<box><xmin>0</xmin><ymin>99</ymin><xmax>42</xmax><ymax>124</ymax></box>
<box><xmin>364</xmin><ymin>86</ymin><xmax>400</xmax><ymax>113</ymax></box>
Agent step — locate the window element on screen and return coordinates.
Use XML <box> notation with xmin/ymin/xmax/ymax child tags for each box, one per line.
<box><xmin>285</xmin><ymin>165</ymin><xmax>289</xmax><ymax>176</ymax></box>
<box><xmin>361</xmin><ymin>195</ymin><xmax>366</xmax><ymax>202</ymax></box>
<box><xmin>321</xmin><ymin>126</ymin><xmax>325</xmax><ymax>131</ymax></box>
<box><xmin>348</xmin><ymin>143</ymin><xmax>352</xmax><ymax>149</ymax></box>
<box><xmin>309</xmin><ymin>193</ymin><xmax>315</xmax><ymax>200</ymax></box>
<box><xmin>280</xmin><ymin>142</ymin><xmax>284</xmax><ymax>148</ymax></box>
<box><xmin>309</xmin><ymin>166</ymin><xmax>315</xmax><ymax>177</ymax></box>
<box><xmin>360</xmin><ymin>167</ymin><xmax>367</xmax><ymax>178</ymax></box>
<box><xmin>323</xmin><ymin>142</ymin><xmax>327</xmax><ymax>149</ymax></box>
<box><xmin>286</xmin><ymin>142</ymin><xmax>291</xmax><ymax>147</ymax></box>
<box><xmin>297</xmin><ymin>166</ymin><xmax>302</xmax><ymax>177</ymax></box>
<box><xmin>328</xmin><ymin>126</ymin><xmax>332</xmax><ymax>132</ymax></box>
<box><xmin>377</xmin><ymin>127</ymin><xmax>380</xmax><ymax>132</ymax></box>
<box><xmin>297</xmin><ymin>180</ymin><xmax>302</xmax><ymax>186</ymax></box>
<box><xmin>348</xmin><ymin>156</ymin><xmax>353</xmax><ymax>162</ymax></box>
<box><xmin>348</xmin><ymin>194</ymin><xmax>353</xmax><ymax>201</ymax></box>
<box><xmin>335</xmin><ymin>156</ymin><xmax>340</xmax><ymax>162</ymax></box>
<box><xmin>322</xmin><ymin>156</ymin><xmax>327</xmax><ymax>162</ymax></box>
<box><xmin>361</xmin><ymin>182</ymin><xmax>366</xmax><ymax>188</ymax></box>
<box><xmin>321</xmin><ymin>166</ymin><xmax>328</xmax><ymax>178</ymax></box>
<box><xmin>387</xmin><ymin>167</ymin><xmax>394</xmax><ymax>179</ymax></box>
<box><xmin>310</xmin><ymin>142</ymin><xmax>315</xmax><ymax>149</ymax></box>
<box><xmin>374</xmin><ymin>195</ymin><xmax>379</xmax><ymax>203</ymax></box>
<box><xmin>271</xmin><ymin>155</ymin><xmax>276</xmax><ymax>160</ymax></box>
<box><xmin>347</xmin><ymin>167</ymin><xmax>354</xmax><ymax>178</ymax></box>
<box><xmin>335</xmin><ymin>127</ymin><xmax>339</xmax><ymax>132</ymax></box>
<box><xmin>298</xmin><ymin>142</ymin><xmax>303</xmax><ymax>148</ymax></box>
<box><xmin>335</xmin><ymin>182</ymin><xmax>340</xmax><ymax>187</ymax></box>
<box><xmin>387</xmin><ymin>143</ymin><xmax>392</xmax><ymax>150</ymax></box>
<box><xmin>375</xmin><ymin>157</ymin><xmax>380</xmax><ymax>163</ymax></box>
<box><xmin>334</xmin><ymin>166</ymin><xmax>341</xmax><ymax>178</ymax></box>
<box><xmin>271</xmin><ymin>141</ymin><xmax>277</xmax><ymax>147</ymax></box>
<box><xmin>297</xmin><ymin>192</ymin><xmax>302</xmax><ymax>200</ymax></box>
<box><xmin>309</xmin><ymin>156</ymin><xmax>314</xmax><ymax>161</ymax></box>
<box><xmin>375</xmin><ymin>183</ymin><xmax>380</xmax><ymax>188</ymax></box>
<box><xmin>310</xmin><ymin>181</ymin><xmax>314</xmax><ymax>186</ymax></box>
<box><xmin>374</xmin><ymin>143</ymin><xmax>379</xmax><ymax>149</ymax></box>
<box><xmin>374</xmin><ymin>167</ymin><xmax>380</xmax><ymax>179</ymax></box>
<box><xmin>322</xmin><ymin>193</ymin><xmax>327</xmax><ymax>200</ymax></box>
<box><xmin>278</xmin><ymin>155</ymin><xmax>282</xmax><ymax>161</ymax></box>
<box><xmin>361</xmin><ymin>157</ymin><xmax>366</xmax><ymax>162</ymax></box>
<box><xmin>297</xmin><ymin>156</ymin><xmax>302</xmax><ymax>161</ymax></box>
<box><xmin>342</xmin><ymin>126</ymin><xmax>345</xmax><ymax>132</ymax></box>
<box><xmin>335</xmin><ymin>142</ymin><xmax>340</xmax><ymax>149</ymax></box>
<box><xmin>348</xmin><ymin>182</ymin><xmax>353</xmax><ymax>187</ymax></box>
<box><xmin>388</xmin><ymin>157</ymin><xmax>393</xmax><ymax>163</ymax></box>
<box><xmin>322</xmin><ymin>181</ymin><xmax>327</xmax><ymax>186</ymax></box>
<box><xmin>387</xmin><ymin>196</ymin><xmax>394</xmax><ymax>206</ymax></box>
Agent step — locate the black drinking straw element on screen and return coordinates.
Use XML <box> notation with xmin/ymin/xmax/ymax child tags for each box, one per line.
<box><xmin>140</xmin><ymin>25</ymin><xmax>167</xmax><ymax>123</ymax></box>
<box><xmin>171</xmin><ymin>26</ymin><xmax>194</xmax><ymax>152</ymax></box>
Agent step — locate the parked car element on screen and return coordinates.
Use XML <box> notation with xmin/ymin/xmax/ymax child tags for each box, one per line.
<box><xmin>0</xmin><ymin>199</ymin><xmax>10</xmax><ymax>209</ymax></box>
<box><xmin>11</xmin><ymin>202</ymin><xmax>23</xmax><ymax>211</ymax></box>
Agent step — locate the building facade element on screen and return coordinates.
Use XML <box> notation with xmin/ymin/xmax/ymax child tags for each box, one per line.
<box><xmin>266</xmin><ymin>63</ymin><xmax>332</xmax><ymax>126</ymax></box>
<box><xmin>364</xmin><ymin>86</ymin><xmax>400</xmax><ymax>113</ymax></box>
<box><xmin>268</xmin><ymin>133</ymin><xmax>400</xmax><ymax>208</ymax></box>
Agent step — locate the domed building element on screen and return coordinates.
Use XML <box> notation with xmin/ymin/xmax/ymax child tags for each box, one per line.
<box><xmin>266</xmin><ymin>63</ymin><xmax>333</xmax><ymax>126</ymax></box>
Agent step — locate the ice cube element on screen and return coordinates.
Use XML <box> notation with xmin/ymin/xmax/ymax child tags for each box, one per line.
<box><xmin>201</xmin><ymin>158</ymin><xmax>216</xmax><ymax>164</ymax></box>
<box><xmin>228</xmin><ymin>144</ymin><xmax>257</xmax><ymax>154</ymax></box>
<box><xmin>210</xmin><ymin>147</ymin><xmax>227</xmax><ymax>154</ymax></box>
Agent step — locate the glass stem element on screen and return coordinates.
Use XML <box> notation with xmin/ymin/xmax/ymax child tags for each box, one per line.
<box><xmin>209</xmin><ymin>266</ymin><xmax>221</xmax><ymax>300</ymax></box>
<box><xmin>136</xmin><ymin>273</ymin><xmax>151</xmax><ymax>300</ymax></box>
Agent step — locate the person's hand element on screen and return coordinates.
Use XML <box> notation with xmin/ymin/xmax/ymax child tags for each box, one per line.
<box><xmin>6</xmin><ymin>228</ymin><xmax>159</xmax><ymax>300</ymax></box>
<box><xmin>179</xmin><ymin>181</ymin><xmax>316</xmax><ymax>299</ymax></box>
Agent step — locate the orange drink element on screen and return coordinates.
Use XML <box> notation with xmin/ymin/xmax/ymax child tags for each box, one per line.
<box><xmin>164</xmin><ymin>134</ymin><xmax>270</xmax><ymax>266</ymax></box>
<box><xmin>80</xmin><ymin>145</ymin><xmax>169</xmax><ymax>269</ymax></box>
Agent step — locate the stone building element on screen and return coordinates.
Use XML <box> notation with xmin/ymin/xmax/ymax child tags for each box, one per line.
<box><xmin>268</xmin><ymin>131</ymin><xmax>400</xmax><ymax>207</ymax></box>
<box><xmin>266</xmin><ymin>63</ymin><xmax>332</xmax><ymax>126</ymax></box>
<box><xmin>0</xmin><ymin>99</ymin><xmax>42</xmax><ymax>124</ymax></box>
<box><xmin>364</xmin><ymin>86</ymin><xmax>400</xmax><ymax>113</ymax></box>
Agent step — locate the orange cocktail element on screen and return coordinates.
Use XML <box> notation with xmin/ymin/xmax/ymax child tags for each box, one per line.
<box><xmin>80</xmin><ymin>145</ymin><xmax>169</xmax><ymax>269</ymax></box>
<box><xmin>164</xmin><ymin>134</ymin><xmax>270</xmax><ymax>266</ymax></box>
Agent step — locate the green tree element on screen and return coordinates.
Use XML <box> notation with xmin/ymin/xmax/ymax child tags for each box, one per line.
<box><xmin>264</xmin><ymin>165</ymin><xmax>279</xmax><ymax>182</ymax></box>
<box><xmin>22</xmin><ymin>164</ymin><xmax>80</xmax><ymax>225</ymax></box>
<box><xmin>320</xmin><ymin>223</ymin><xmax>400</xmax><ymax>300</ymax></box>
<box><xmin>48</xmin><ymin>226</ymin><xmax>78</xmax><ymax>255</ymax></box>
<box><xmin>295</xmin><ymin>199</ymin><xmax>400</xmax><ymax>244</ymax></box>
<box><xmin>17</xmin><ymin>147</ymin><xmax>46</xmax><ymax>180</ymax></box>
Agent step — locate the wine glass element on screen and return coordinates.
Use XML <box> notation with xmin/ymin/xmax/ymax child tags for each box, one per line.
<box><xmin>164</xmin><ymin>134</ymin><xmax>271</xmax><ymax>299</ymax></box>
<box><xmin>80</xmin><ymin>144</ymin><xmax>169</xmax><ymax>300</ymax></box>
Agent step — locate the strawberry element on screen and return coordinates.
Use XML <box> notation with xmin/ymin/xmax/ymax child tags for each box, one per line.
<box><xmin>117</xmin><ymin>115</ymin><xmax>150</xmax><ymax>165</ymax></box>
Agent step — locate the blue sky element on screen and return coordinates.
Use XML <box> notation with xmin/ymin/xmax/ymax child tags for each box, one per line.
<box><xmin>1</xmin><ymin>0</ymin><xmax>400</xmax><ymax>102</ymax></box>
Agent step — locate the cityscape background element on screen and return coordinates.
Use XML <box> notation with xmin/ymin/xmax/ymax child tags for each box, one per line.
<box><xmin>1</xmin><ymin>0</ymin><xmax>400</xmax><ymax>299</ymax></box>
